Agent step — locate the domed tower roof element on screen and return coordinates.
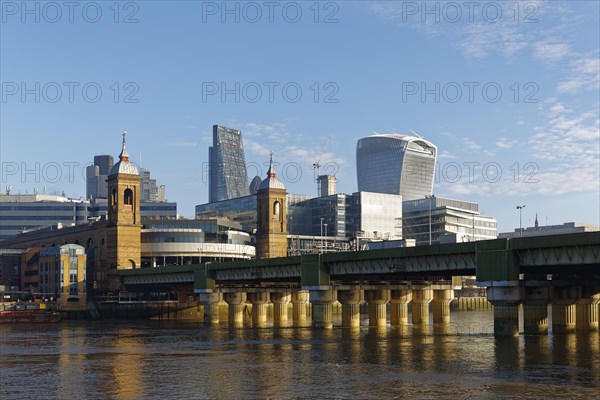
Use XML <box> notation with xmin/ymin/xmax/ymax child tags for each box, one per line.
<box><xmin>258</xmin><ymin>154</ymin><xmax>285</xmax><ymax>191</ymax></box>
<box><xmin>109</xmin><ymin>131</ymin><xmax>139</xmax><ymax>176</ymax></box>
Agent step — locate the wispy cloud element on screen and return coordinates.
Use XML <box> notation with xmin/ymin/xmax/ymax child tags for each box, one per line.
<box><xmin>496</xmin><ymin>138</ymin><xmax>518</xmax><ymax>149</ymax></box>
<box><xmin>557</xmin><ymin>57</ymin><xmax>600</xmax><ymax>94</ymax></box>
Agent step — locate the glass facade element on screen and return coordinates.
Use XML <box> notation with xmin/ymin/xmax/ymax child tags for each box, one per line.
<box><xmin>356</xmin><ymin>134</ymin><xmax>437</xmax><ymax>201</ymax></box>
<box><xmin>0</xmin><ymin>195</ymin><xmax>90</xmax><ymax>240</ymax></box>
<box><xmin>209</xmin><ymin>125</ymin><xmax>250</xmax><ymax>202</ymax></box>
<box><xmin>402</xmin><ymin>197</ymin><xmax>497</xmax><ymax>245</ymax></box>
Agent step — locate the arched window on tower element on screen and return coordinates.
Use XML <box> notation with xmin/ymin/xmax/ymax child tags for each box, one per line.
<box><xmin>111</xmin><ymin>189</ymin><xmax>117</xmax><ymax>211</ymax></box>
<box><xmin>273</xmin><ymin>201</ymin><xmax>280</xmax><ymax>218</ymax></box>
<box><xmin>124</xmin><ymin>188</ymin><xmax>133</xmax><ymax>210</ymax></box>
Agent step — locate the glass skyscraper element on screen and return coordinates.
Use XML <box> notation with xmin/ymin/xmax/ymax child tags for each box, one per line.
<box><xmin>356</xmin><ymin>134</ymin><xmax>437</xmax><ymax>201</ymax></box>
<box><xmin>209</xmin><ymin>125</ymin><xmax>250</xmax><ymax>202</ymax></box>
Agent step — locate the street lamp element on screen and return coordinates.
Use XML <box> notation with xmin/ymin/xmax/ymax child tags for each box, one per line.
<box><xmin>320</xmin><ymin>218</ymin><xmax>324</xmax><ymax>254</ymax></box>
<box><xmin>425</xmin><ymin>195</ymin><xmax>435</xmax><ymax>245</ymax></box>
<box><xmin>516</xmin><ymin>205</ymin><xmax>526</xmax><ymax>238</ymax></box>
<box><xmin>324</xmin><ymin>223</ymin><xmax>328</xmax><ymax>253</ymax></box>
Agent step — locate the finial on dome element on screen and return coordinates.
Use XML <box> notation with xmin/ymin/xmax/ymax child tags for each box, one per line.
<box><xmin>119</xmin><ymin>130</ymin><xmax>130</xmax><ymax>162</ymax></box>
<box><xmin>267</xmin><ymin>151</ymin><xmax>276</xmax><ymax>178</ymax></box>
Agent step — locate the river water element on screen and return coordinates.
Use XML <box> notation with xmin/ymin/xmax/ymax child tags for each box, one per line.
<box><xmin>1</xmin><ymin>311</ymin><xmax>598</xmax><ymax>399</ymax></box>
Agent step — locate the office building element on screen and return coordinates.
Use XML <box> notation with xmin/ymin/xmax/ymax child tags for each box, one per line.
<box><xmin>499</xmin><ymin>220</ymin><xmax>599</xmax><ymax>239</ymax></box>
<box><xmin>86</xmin><ymin>155</ymin><xmax>114</xmax><ymax>200</ymax></box>
<box><xmin>357</xmin><ymin>134</ymin><xmax>437</xmax><ymax>200</ymax></box>
<box><xmin>402</xmin><ymin>197</ymin><xmax>497</xmax><ymax>245</ymax></box>
<box><xmin>318</xmin><ymin>175</ymin><xmax>337</xmax><ymax>197</ymax></box>
<box><xmin>38</xmin><ymin>244</ymin><xmax>87</xmax><ymax>309</ymax></box>
<box><xmin>0</xmin><ymin>194</ymin><xmax>90</xmax><ymax>240</ymax></box>
<box><xmin>209</xmin><ymin>125</ymin><xmax>250</xmax><ymax>202</ymax></box>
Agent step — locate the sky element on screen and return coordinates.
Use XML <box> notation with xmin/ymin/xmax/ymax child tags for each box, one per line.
<box><xmin>1</xmin><ymin>0</ymin><xmax>599</xmax><ymax>232</ymax></box>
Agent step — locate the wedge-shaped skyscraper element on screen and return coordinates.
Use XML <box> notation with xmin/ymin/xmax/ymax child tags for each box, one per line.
<box><xmin>356</xmin><ymin>134</ymin><xmax>437</xmax><ymax>201</ymax></box>
<box><xmin>209</xmin><ymin>125</ymin><xmax>250</xmax><ymax>202</ymax></box>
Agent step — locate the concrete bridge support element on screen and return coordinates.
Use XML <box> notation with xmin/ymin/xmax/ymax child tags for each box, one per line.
<box><xmin>365</xmin><ymin>289</ymin><xmax>390</xmax><ymax>327</ymax></box>
<box><xmin>390</xmin><ymin>289</ymin><xmax>412</xmax><ymax>326</ymax></box>
<box><xmin>576</xmin><ymin>286</ymin><xmax>600</xmax><ymax>332</ymax></box>
<box><xmin>432</xmin><ymin>289</ymin><xmax>453</xmax><ymax>324</ymax></box>
<box><xmin>224</xmin><ymin>292</ymin><xmax>247</xmax><ymax>326</ymax></box>
<box><xmin>411</xmin><ymin>288</ymin><xmax>433</xmax><ymax>325</ymax></box>
<box><xmin>248</xmin><ymin>292</ymin><xmax>270</xmax><ymax>327</ymax></box>
<box><xmin>552</xmin><ymin>287</ymin><xmax>578</xmax><ymax>333</ymax></box>
<box><xmin>523</xmin><ymin>285</ymin><xmax>549</xmax><ymax>335</ymax></box>
<box><xmin>199</xmin><ymin>292</ymin><xmax>222</xmax><ymax>325</ymax></box>
<box><xmin>487</xmin><ymin>284</ymin><xmax>523</xmax><ymax>337</ymax></box>
<box><xmin>271</xmin><ymin>292</ymin><xmax>291</xmax><ymax>326</ymax></box>
<box><xmin>291</xmin><ymin>290</ymin><xmax>309</xmax><ymax>325</ymax></box>
<box><xmin>337</xmin><ymin>289</ymin><xmax>362</xmax><ymax>328</ymax></box>
<box><xmin>310</xmin><ymin>289</ymin><xmax>336</xmax><ymax>329</ymax></box>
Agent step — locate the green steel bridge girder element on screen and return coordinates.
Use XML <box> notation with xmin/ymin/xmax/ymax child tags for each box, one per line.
<box><xmin>116</xmin><ymin>232</ymin><xmax>600</xmax><ymax>289</ymax></box>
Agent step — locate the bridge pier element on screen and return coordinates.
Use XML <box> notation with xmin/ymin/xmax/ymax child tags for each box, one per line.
<box><xmin>271</xmin><ymin>292</ymin><xmax>291</xmax><ymax>326</ymax></box>
<box><xmin>199</xmin><ymin>291</ymin><xmax>222</xmax><ymax>325</ymax></box>
<box><xmin>411</xmin><ymin>287</ymin><xmax>433</xmax><ymax>325</ymax></box>
<box><xmin>390</xmin><ymin>288</ymin><xmax>412</xmax><ymax>326</ymax></box>
<box><xmin>365</xmin><ymin>289</ymin><xmax>390</xmax><ymax>327</ymax></box>
<box><xmin>487</xmin><ymin>283</ymin><xmax>523</xmax><ymax>337</ymax></box>
<box><xmin>576</xmin><ymin>286</ymin><xmax>600</xmax><ymax>332</ymax></box>
<box><xmin>432</xmin><ymin>288</ymin><xmax>453</xmax><ymax>324</ymax></box>
<box><xmin>523</xmin><ymin>284</ymin><xmax>549</xmax><ymax>335</ymax></box>
<box><xmin>224</xmin><ymin>292</ymin><xmax>247</xmax><ymax>326</ymax></box>
<box><xmin>310</xmin><ymin>288</ymin><xmax>336</xmax><ymax>329</ymax></box>
<box><xmin>248</xmin><ymin>292</ymin><xmax>270</xmax><ymax>327</ymax></box>
<box><xmin>552</xmin><ymin>286</ymin><xmax>578</xmax><ymax>333</ymax></box>
<box><xmin>291</xmin><ymin>290</ymin><xmax>309</xmax><ymax>325</ymax></box>
<box><xmin>337</xmin><ymin>289</ymin><xmax>362</xmax><ymax>328</ymax></box>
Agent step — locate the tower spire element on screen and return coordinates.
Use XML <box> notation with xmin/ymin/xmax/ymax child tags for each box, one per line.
<box><xmin>119</xmin><ymin>130</ymin><xmax>130</xmax><ymax>162</ymax></box>
<box><xmin>267</xmin><ymin>152</ymin><xmax>276</xmax><ymax>177</ymax></box>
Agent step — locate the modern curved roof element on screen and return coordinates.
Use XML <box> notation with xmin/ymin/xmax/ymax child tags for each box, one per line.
<box><xmin>109</xmin><ymin>131</ymin><xmax>139</xmax><ymax>176</ymax></box>
<box><xmin>258</xmin><ymin>156</ymin><xmax>285</xmax><ymax>191</ymax></box>
<box><xmin>363</xmin><ymin>134</ymin><xmax>437</xmax><ymax>154</ymax></box>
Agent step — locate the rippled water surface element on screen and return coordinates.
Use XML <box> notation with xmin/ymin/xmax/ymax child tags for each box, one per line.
<box><xmin>1</xmin><ymin>312</ymin><xmax>598</xmax><ymax>399</ymax></box>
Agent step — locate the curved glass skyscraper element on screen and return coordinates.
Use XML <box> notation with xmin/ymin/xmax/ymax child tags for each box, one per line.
<box><xmin>356</xmin><ymin>134</ymin><xmax>437</xmax><ymax>201</ymax></box>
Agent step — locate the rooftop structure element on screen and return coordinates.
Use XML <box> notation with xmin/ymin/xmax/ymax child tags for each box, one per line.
<box><xmin>357</xmin><ymin>134</ymin><xmax>437</xmax><ymax>200</ymax></box>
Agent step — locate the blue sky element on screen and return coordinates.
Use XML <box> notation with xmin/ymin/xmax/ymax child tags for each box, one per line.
<box><xmin>1</xmin><ymin>0</ymin><xmax>599</xmax><ymax>232</ymax></box>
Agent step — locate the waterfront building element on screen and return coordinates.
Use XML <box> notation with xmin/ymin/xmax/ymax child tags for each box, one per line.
<box><xmin>0</xmin><ymin>248</ymin><xmax>25</xmax><ymax>288</ymax></box>
<box><xmin>209</xmin><ymin>125</ymin><xmax>250</xmax><ymax>202</ymax></box>
<box><xmin>256</xmin><ymin>156</ymin><xmax>288</xmax><ymax>258</ymax></box>
<box><xmin>356</xmin><ymin>134</ymin><xmax>437</xmax><ymax>200</ymax></box>
<box><xmin>402</xmin><ymin>196</ymin><xmax>497</xmax><ymax>245</ymax></box>
<box><xmin>499</xmin><ymin>220</ymin><xmax>599</xmax><ymax>239</ymax></box>
<box><xmin>38</xmin><ymin>244</ymin><xmax>87</xmax><ymax>309</ymax></box>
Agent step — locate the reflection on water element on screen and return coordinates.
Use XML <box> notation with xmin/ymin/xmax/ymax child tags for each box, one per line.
<box><xmin>1</xmin><ymin>311</ymin><xmax>598</xmax><ymax>399</ymax></box>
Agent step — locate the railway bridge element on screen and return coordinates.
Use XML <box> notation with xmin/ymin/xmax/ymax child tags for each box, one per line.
<box><xmin>117</xmin><ymin>232</ymin><xmax>600</xmax><ymax>335</ymax></box>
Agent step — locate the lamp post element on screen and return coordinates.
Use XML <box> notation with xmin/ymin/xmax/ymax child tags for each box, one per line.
<box><xmin>516</xmin><ymin>205</ymin><xmax>526</xmax><ymax>238</ymax></box>
<box><xmin>320</xmin><ymin>217</ymin><xmax>324</xmax><ymax>254</ymax></box>
<box><xmin>324</xmin><ymin>223</ymin><xmax>328</xmax><ymax>253</ymax></box>
<box><xmin>425</xmin><ymin>195</ymin><xmax>435</xmax><ymax>245</ymax></box>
